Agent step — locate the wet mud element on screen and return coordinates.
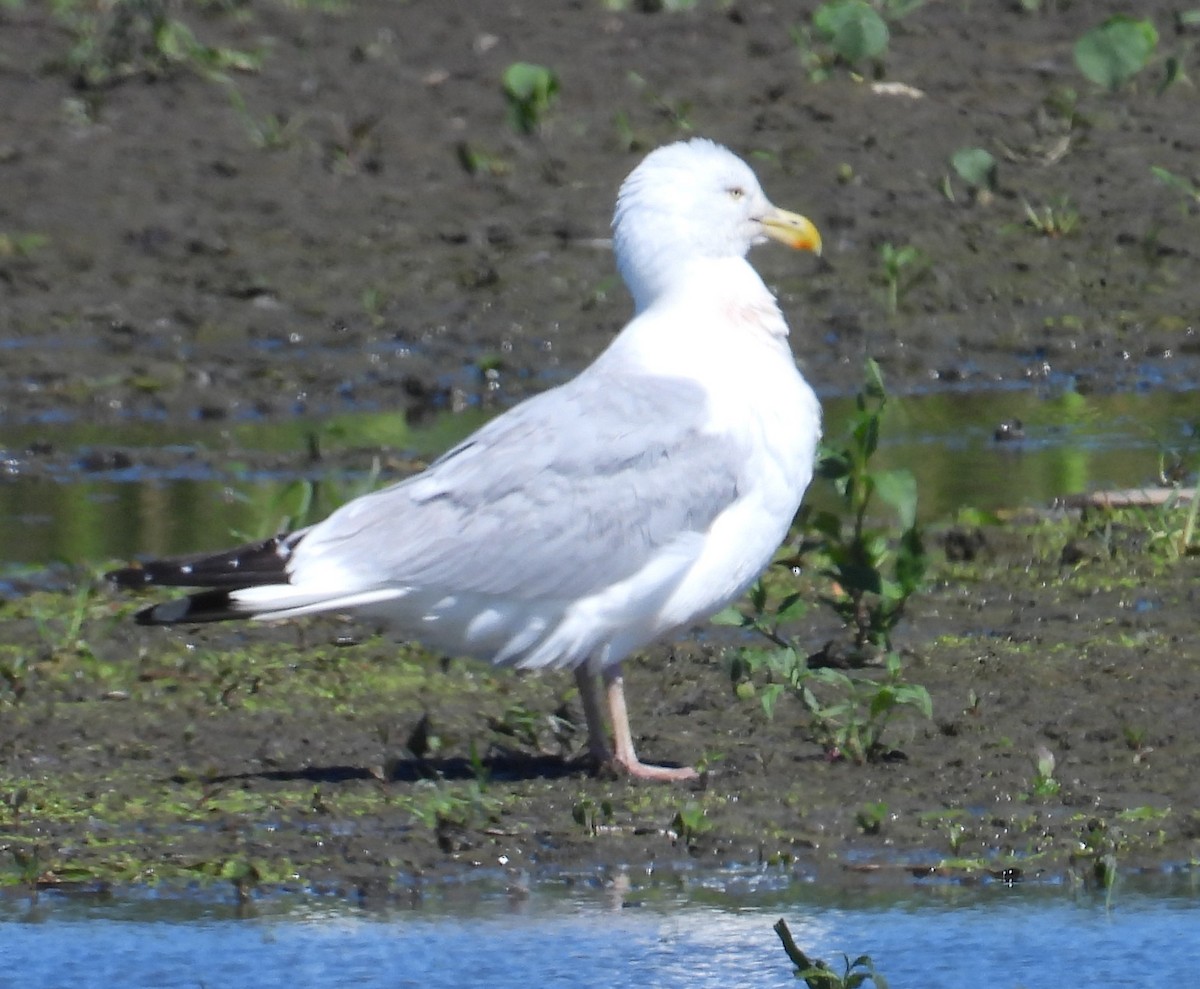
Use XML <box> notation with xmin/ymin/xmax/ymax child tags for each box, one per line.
<box><xmin>1</xmin><ymin>1</ymin><xmax>1198</xmax><ymax>896</ymax></box>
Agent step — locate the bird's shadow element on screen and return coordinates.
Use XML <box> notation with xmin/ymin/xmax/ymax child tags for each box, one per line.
<box><xmin>192</xmin><ymin>751</ymin><xmax>589</xmax><ymax>788</ymax></box>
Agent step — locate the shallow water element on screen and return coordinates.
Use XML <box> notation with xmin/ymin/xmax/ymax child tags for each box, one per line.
<box><xmin>0</xmin><ymin>385</ymin><xmax>1195</xmax><ymax>572</ymax></box>
<box><xmin>2</xmin><ymin>872</ymin><xmax>1198</xmax><ymax>989</ymax></box>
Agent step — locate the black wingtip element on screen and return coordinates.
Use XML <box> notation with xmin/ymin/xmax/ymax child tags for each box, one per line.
<box><xmin>134</xmin><ymin>589</ymin><xmax>249</xmax><ymax>626</ymax></box>
<box><xmin>105</xmin><ymin>536</ymin><xmax>293</xmax><ymax>591</ymax></box>
<box><xmin>107</xmin><ymin>565</ymin><xmax>155</xmax><ymax>590</ymax></box>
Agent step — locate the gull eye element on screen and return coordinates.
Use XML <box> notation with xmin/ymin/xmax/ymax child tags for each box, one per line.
<box><xmin>727</xmin><ymin>186</ymin><xmax>745</xmax><ymax>201</ymax></box>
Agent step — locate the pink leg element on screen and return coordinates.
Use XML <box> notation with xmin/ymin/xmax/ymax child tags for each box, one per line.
<box><xmin>603</xmin><ymin>665</ymin><xmax>697</xmax><ymax>782</ymax></box>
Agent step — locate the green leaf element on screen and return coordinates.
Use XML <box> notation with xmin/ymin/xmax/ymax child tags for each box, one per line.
<box><xmin>775</xmin><ymin>591</ymin><xmax>809</xmax><ymax>623</ymax></box>
<box><xmin>761</xmin><ymin>683</ymin><xmax>784</xmax><ymax>719</ymax></box>
<box><xmin>812</xmin><ymin>0</ymin><xmax>889</xmax><ymax>64</ymax></box>
<box><xmin>900</xmin><ymin>684</ymin><xmax>932</xmax><ymax>718</ymax></box>
<box><xmin>502</xmin><ymin>62</ymin><xmax>559</xmax><ymax>133</ymax></box>
<box><xmin>871</xmin><ymin>468</ymin><xmax>918</xmax><ymax>530</ymax></box>
<box><xmin>808</xmin><ymin>509</ymin><xmax>843</xmax><ymax>539</ymax></box>
<box><xmin>710</xmin><ymin>606</ymin><xmax>748</xmax><ymax>627</ymax></box>
<box><xmin>1151</xmin><ymin>165</ymin><xmax>1200</xmax><ymax>202</ymax></box>
<box><xmin>895</xmin><ymin>526</ymin><xmax>927</xmax><ymax>592</ymax></box>
<box><xmin>829</xmin><ymin>562</ymin><xmax>883</xmax><ymax>596</ymax></box>
<box><xmin>750</xmin><ymin>580</ymin><xmax>767</xmax><ymax>613</ymax></box>
<box><xmin>816</xmin><ymin>450</ymin><xmax>851</xmax><ymax>480</ymax></box>
<box><xmin>1074</xmin><ymin>16</ymin><xmax>1158</xmax><ymax>91</ymax></box>
<box><xmin>950</xmin><ymin>147</ymin><xmax>997</xmax><ymax>190</ymax></box>
<box><xmin>863</xmin><ymin>357</ymin><xmax>886</xmax><ymax>399</ymax></box>
<box><xmin>869</xmin><ymin>685</ymin><xmax>898</xmax><ymax>718</ymax></box>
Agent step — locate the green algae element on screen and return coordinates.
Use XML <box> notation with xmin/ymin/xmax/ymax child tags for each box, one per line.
<box><xmin>2</xmin><ymin>506</ymin><xmax>1198</xmax><ymax>893</ymax></box>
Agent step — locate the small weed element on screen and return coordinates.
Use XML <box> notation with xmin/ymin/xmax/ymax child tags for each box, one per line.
<box><xmin>808</xmin><ymin>358</ymin><xmax>927</xmax><ymax>652</ymax></box>
<box><xmin>487</xmin><ymin>702</ymin><xmax>562</xmax><ymax>753</ymax></box>
<box><xmin>1030</xmin><ymin>745</ymin><xmax>1061</xmax><ymax>797</ymax></box>
<box><xmin>719</xmin><ymin>362</ymin><xmax>931</xmax><ymax>760</ymax></box>
<box><xmin>0</xmin><ymin>231</ymin><xmax>50</xmax><ymax>258</ymax></box>
<box><xmin>1073</xmin><ymin>817</ymin><xmax>1122</xmax><ymax>905</ymax></box>
<box><xmin>57</xmin><ymin>0</ymin><xmax>262</xmax><ymax>89</ymax></box>
<box><xmin>1074</xmin><ymin>16</ymin><xmax>1158</xmax><ymax>92</ymax></box>
<box><xmin>1122</xmin><ymin>724</ymin><xmax>1152</xmax><ymax>763</ymax></box>
<box><xmin>0</xmin><ymin>648</ymin><xmax>30</xmax><ymax>703</ymax></box>
<box><xmin>804</xmin><ymin>655</ymin><xmax>932</xmax><ymax>762</ymax></box>
<box><xmin>8</xmin><ymin>847</ymin><xmax>46</xmax><ymax>899</ymax></box>
<box><xmin>572</xmin><ymin>796</ymin><xmax>614</xmax><ymax>836</ymax></box>
<box><xmin>218</xmin><ymin>857</ymin><xmax>262</xmax><ymax>906</ymax></box>
<box><xmin>1151</xmin><ymin>166</ymin><xmax>1200</xmax><ymax>208</ymax></box>
<box><xmin>794</xmin><ymin>0</ymin><xmax>923</xmax><ymax>80</ymax></box>
<box><xmin>406</xmin><ymin>779</ymin><xmax>500</xmax><ymax>836</ymax></box>
<box><xmin>231</xmin><ymin>458</ymin><xmax>384</xmax><ymax>541</ymax></box>
<box><xmin>625</xmin><ymin>71</ymin><xmax>695</xmax><ymax>132</ymax></box>
<box><xmin>456</xmin><ymin>143</ymin><xmax>511</xmax><ymax>177</ymax></box>
<box><xmin>774</xmin><ymin>918</ymin><xmax>889</xmax><ymax>988</ymax></box>
<box><xmin>361</xmin><ymin>287</ymin><xmax>389</xmax><ymax>328</ymax></box>
<box><xmin>671</xmin><ymin>801</ymin><xmax>712</xmax><ymax>848</ymax></box>
<box><xmin>325</xmin><ymin>114</ymin><xmax>382</xmax><ymax>176</ymax></box>
<box><xmin>1022</xmin><ymin>197</ymin><xmax>1080</xmax><ymax>237</ymax></box>
<box><xmin>877</xmin><ymin>242</ymin><xmax>929</xmax><ymax>317</ymax></box>
<box><xmin>918</xmin><ymin>808</ymin><xmax>970</xmax><ymax>854</ymax></box>
<box><xmin>225</xmin><ymin>85</ymin><xmax>304</xmax><ymax>151</ymax></box>
<box><xmin>811</xmin><ymin>1</ymin><xmax>889</xmax><ymax>69</ymax></box>
<box><xmin>30</xmin><ymin>580</ymin><xmax>96</xmax><ymax>661</ymax></box>
<box><xmin>947</xmin><ymin>146</ymin><xmax>997</xmax><ymax>205</ymax></box>
<box><xmin>502</xmin><ymin>62</ymin><xmax>559</xmax><ymax>134</ymax></box>
<box><xmin>946</xmin><ymin>820</ymin><xmax>967</xmax><ymax>854</ymax></box>
<box><xmin>855</xmin><ymin>801</ymin><xmax>888</xmax><ymax>835</ymax></box>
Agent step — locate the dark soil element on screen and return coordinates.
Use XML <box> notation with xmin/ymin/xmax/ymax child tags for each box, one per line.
<box><xmin>1</xmin><ymin>1</ymin><xmax>1198</xmax><ymax>897</ymax></box>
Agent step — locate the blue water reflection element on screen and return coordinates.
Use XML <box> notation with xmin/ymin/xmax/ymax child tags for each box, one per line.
<box><xmin>2</xmin><ymin>874</ymin><xmax>1197</xmax><ymax>989</ymax></box>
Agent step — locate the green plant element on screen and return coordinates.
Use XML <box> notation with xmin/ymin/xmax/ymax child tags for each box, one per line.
<box><xmin>774</xmin><ymin>919</ymin><xmax>889</xmax><ymax>989</ymax></box>
<box><xmin>623</xmin><ymin>71</ymin><xmax>695</xmax><ymax>133</ymax></box>
<box><xmin>948</xmin><ymin>147</ymin><xmax>997</xmax><ymax>203</ymax></box>
<box><xmin>225</xmin><ymin>84</ymin><xmax>304</xmax><ymax>150</ymax></box>
<box><xmin>406</xmin><ymin>778</ymin><xmax>501</xmax><ymax>838</ymax></box>
<box><xmin>809</xmin><ymin>359</ymin><xmax>927</xmax><ymax>651</ymax></box>
<box><xmin>232</xmin><ymin>456</ymin><xmax>384</xmax><ymax>541</ymax></box>
<box><xmin>671</xmin><ymin>801</ymin><xmax>712</xmax><ymax>847</ymax></box>
<box><xmin>855</xmin><ymin>800</ymin><xmax>888</xmax><ymax>835</ymax></box>
<box><xmin>812</xmin><ymin>1</ymin><xmax>889</xmax><ymax>66</ymax></box>
<box><xmin>456</xmin><ymin>142</ymin><xmax>512</xmax><ymax>177</ymax></box>
<box><xmin>502</xmin><ymin>62</ymin><xmax>559</xmax><ymax>134</ymax></box>
<box><xmin>793</xmin><ymin>0</ymin><xmax>901</xmax><ymax>81</ymax></box>
<box><xmin>1031</xmin><ymin>745</ymin><xmax>1060</xmax><ymax>797</ymax></box>
<box><xmin>487</xmin><ymin>702</ymin><xmax>571</xmax><ymax>755</ymax></box>
<box><xmin>1151</xmin><ymin>166</ymin><xmax>1200</xmax><ymax>206</ymax></box>
<box><xmin>572</xmin><ymin>796</ymin><xmax>614</xmax><ymax>835</ymax></box>
<box><xmin>0</xmin><ymin>232</ymin><xmax>49</xmax><ymax>258</ymax></box>
<box><xmin>718</xmin><ymin>362</ymin><xmax>931</xmax><ymax>758</ymax></box>
<box><xmin>1074</xmin><ymin>16</ymin><xmax>1158</xmax><ymax>91</ymax></box>
<box><xmin>57</xmin><ymin>0</ymin><xmax>262</xmax><ymax>88</ymax></box>
<box><xmin>801</xmin><ymin>654</ymin><xmax>932</xmax><ymax>763</ymax></box>
<box><xmin>1074</xmin><ymin>817</ymin><xmax>1121</xmax><ymax>906</ymax></box>
<box><xmin>1022</xmin><ymin>197</ymin><xmax>1080</xmax><ymax>237</ymax></box>
<box><xmin>30</xmin><ymin>581</ymin><xmax>95</xmax><ymax>660</ymax></box>
<box><xmin>877</xmin><ymin>243</ymin><xmax>929</xmax><ymax>317</ymax></box>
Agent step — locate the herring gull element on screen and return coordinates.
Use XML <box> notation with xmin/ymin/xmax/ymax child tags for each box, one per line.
<box><xmin>106</xmin><ymin>138</ymin><xmax>823</xmax><ymax>781</ymax></box>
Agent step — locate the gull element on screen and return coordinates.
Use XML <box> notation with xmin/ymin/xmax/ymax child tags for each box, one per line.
<box><xmin>107</xmin><ymin>138</ymin><xmax>823</xmax><ymax>781</ymax></box>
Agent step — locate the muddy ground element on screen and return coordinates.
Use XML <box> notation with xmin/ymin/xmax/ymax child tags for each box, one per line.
<box><xmin>1</xmin><ymin>1</ymin><xmax>1199</xmax><ymax>897</ymax></box>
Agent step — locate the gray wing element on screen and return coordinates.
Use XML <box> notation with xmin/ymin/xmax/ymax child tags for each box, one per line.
<box><xmin>290</xmin><ymin>369</ymin><xmax>747</xmax><ymax>602</ymax></box>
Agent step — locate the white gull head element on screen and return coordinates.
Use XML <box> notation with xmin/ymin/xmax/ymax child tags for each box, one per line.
<box><xmin>611</xmin><ymin>138</ymin><xmax>821</xmax><ymax>314</ymax></box>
